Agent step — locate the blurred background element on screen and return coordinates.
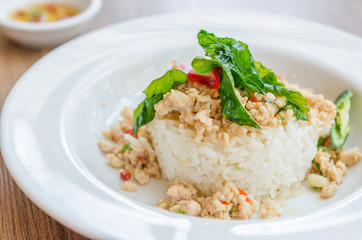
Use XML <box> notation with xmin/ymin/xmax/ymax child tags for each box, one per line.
<box><xmin>0</xmin><ymin>0</ymin><xmax>361</xmax><ymax>239</ymax></box>
<box><xmin>94</xmin><ymin>0</ymin><xmax>362</xmax><ymax>36</ymax></box>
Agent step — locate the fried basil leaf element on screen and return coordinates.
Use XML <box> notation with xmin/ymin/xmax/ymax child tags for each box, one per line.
<box><xmin>265</xmin><ymin>84</ymin><xmax>309</xmax><ymax>120</ymax></box>
<box><xmin>197</xmin><ymin>30</ymin><xmax>265</xmax><ymax>94</ymax></box>
<box><xmin>132</xmin><ymin>70</ymin><xmax>188</xmax><ymax>134</ymax></box>
<box><xmin>256</xmin><ymin>61</ymin><xmax>310</xmax><ymax>120</ymax></box>
<box><xmin>255</xmin><ymin>61</ymin><xmax>284</xmax><ymax>87</ymax></box>
<box><xmin>192</xmin><ymin>57</ymin><xmax>261</xmax><ymax>129</ymax></box>
<box><xmin>194</xmin><ymin>30</ymin><xmax>309</xmax><ymax>127</ymax></box>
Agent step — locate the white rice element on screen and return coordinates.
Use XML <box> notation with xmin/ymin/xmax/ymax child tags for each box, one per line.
<box><xmin>148</xmin><ymin>119</ymin><xmax>322</xmax><ymax>199</ymax></box>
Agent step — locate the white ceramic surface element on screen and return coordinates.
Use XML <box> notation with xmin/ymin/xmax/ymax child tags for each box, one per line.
<box><xmin>1</xmin><ymin>11</ymin><xmax>362</xmax><ymax>239</ymax></box>
<box><xmin>0</xmin><ymin>0</ymin><xmax>102</xmax><ymax>49</ymax></box>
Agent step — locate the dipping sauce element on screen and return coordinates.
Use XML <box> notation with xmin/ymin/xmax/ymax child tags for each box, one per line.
<box><xmin>10</xmin><ymin>3</ymin><xmax>80</xmax><ymax>22</ymax></box>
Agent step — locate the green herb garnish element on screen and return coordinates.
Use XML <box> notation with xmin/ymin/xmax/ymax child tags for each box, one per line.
<box><xmin>196</xmin><ymin>30</ymin><xmax>265</xmax><ymax>94</ymax></box>
<box><xmin>178</xmin><ymin>207</ymin><xmax>185</xmax><ymax>214</ymax></box>
<box><xmin>318</xmin><ymin>146</ymin><xmax>329</xmax><ymax>152</ymax></box>
<box><xmin>312</xmin><ymin>186</ymin><xmax>322</xmax><ymax>191</ymax></box>
<box><xmin>265</xmin><ymin>100</ymin><xmax>277</xmax><ymax>105</ymax></box>
<box><xmin>275</xmin><ymin>101</ymin><xmax>309</xmax><ymax>121</ymax></box>
<box><xmin>229</xmin><ymin>204</ymin><xmax>236</xmax><ymax>216</ymax></box>
<box><xmin>313</xmin><ymin>159</ymin><xmax>323</xmax><ymax>176</ymax></box>
<box><xmin>264</xmin><ymin>85</ymin><xmax>309</xmax><ymax>121</ymax></box>
<box><xmin>255</xmin><ymin>61</ymin><xmax>309</xmax><ymax>121</ymax></box>
<box><xmin>121</xmin><ymin>143</ymin><xmax>131</xmax><ymax>152</ymax></box>
<box><xmin>317</xmin><ymin>136</ymin><xmax>327</xmax><ymax>148</ymax></box>
<box><xmin>278</xmin><ymin>114</ymin><xmax>286</xmax><ymax>124</ymax></box>
<box><xmin>313</xmin><ymin>136</ymin><xmax>327</xmax><ymax>176</ymax></box>
<box><xmin>132</xmin><ymin>69</ymin><xmax>188</xmax><ymax>134</ymax></box>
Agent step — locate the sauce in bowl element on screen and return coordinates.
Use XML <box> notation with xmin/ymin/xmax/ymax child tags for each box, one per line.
<box><xmin>10</xmin><ymin>3</ymin><xmax>80</xmax><ymax>22</ymax></box>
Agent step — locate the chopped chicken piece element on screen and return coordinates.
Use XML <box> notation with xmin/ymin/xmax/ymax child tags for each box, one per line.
<box><xmin>258</xmin><ymin>204</ymin><xmax>282</xmax><ymax>219</ymax></box>
<box><xmin>320</xmin><ymin>182</ymin><xmax>338</xmax><ymax>198</ymax></box>
<box><xmin>121</xmin><ymin>181</ymin><xmax>138</xmax><ymax>192</ymax></box>
<box><xmin>337</xmin><ymin>147</ymin><xmax>362</xmax><ymax>166</ymax></box>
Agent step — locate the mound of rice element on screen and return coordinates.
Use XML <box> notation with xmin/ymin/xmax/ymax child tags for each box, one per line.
<box><xmin>148</xmin><ymin>118</ymin><xmax>321</xmax><ymax>199</ymax></box>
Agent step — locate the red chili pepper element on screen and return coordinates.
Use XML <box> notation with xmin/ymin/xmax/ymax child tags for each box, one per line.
<box><xmin>173</xmin><ymin>60</ymin><xmax>221</xmax><ymax>90</ymax></box>
<box><xmin>120</xmin><ymin>170</ymin><xmax>131</xmax><ymax>181</ymax></box>
<box><xmin>251</xmin><ymin>96</ymin><xmax>258</xmax><ymax>102</ymax></box>
<box><xmin>220</xmin><ymin>200</ymin><xmax>231</xmax><ymax>205</ymax></box>
<box><xmin>274</xmin><ymin>113</ymin><xmax>279</xmax><ymax>117</ymax></box>
<box><xmin>138</xmin><ymin>157</ymin><xmax>146</xmax><ymax>163</ymax></box>
<box><xmin>124</xmin><ymin>128</ymin><xmax>136</xmax><ymax>137</ymax></box>
<box><xmin>237</xmin><ymin>187</ymin><xmax>250</xmax><ymax>202</ymax></box>
<box><xmin>187</xmin><ymin>68</ymin><xmax>220</xmax><ymax>90</ymax></box>
<box><xmin>211</xmin><ymin>67</ymin><xmax>221</xmax><ymax>89</ymax></box>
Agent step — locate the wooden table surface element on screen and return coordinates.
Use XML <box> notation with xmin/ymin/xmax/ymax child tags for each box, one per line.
<box><xmin>1</xmin><ymin>1</ymin><xmax>361</xmax><ymax>239</ymax></box>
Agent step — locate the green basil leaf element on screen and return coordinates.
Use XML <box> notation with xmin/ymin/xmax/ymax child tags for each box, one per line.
<box><xmin>317</xmin><ymin>136</ymin><xmax>327</xmax><ymax>148</ymax></box>
<box><xmin>256</xmin><ymin>61</ymin><xmax>309</xmax><ymax>121</ymax></box>
<box><xmin>264</xmin><ymin>84</ymin><xmax>309</xmax><ymax>113</ymax></box>
<box><xmin>132</xmin><ymin>70</ymin><xmax>188</xmax><ymax>134</ymax></box>
<box><xmin>313</xmin><ymin>159</ymin><xmax>323</xmax><ymax>176</ymax></box>
<box><xmin>318</xmin><ymin>146</ymin><xmax>330</xmax><ymax>152</ymax></box>
<box><xmin>264</xmin><ymin>83</ymin><xmax>309</xmax><ymax>121</ymax></box>
<box><xmin>191</xmin><ymin>56</ymin><xmax>222</xmax><ymax>74</ymax></box>
<box><xmin>229</xmin><ymin>204</ymin><xmax>236</xmax><ymax>216</ymax></box>
<box><xmin>264</xmin><ymin>100</ymin><xmax>277</xmax><ymax>105</ymax></box>
<box><xmin>192</xmin><ymin>57</ymin><xmax>261</xmax><ymax>129</ymax></box>
<box><xmin>143</xmin><ymin>69</ymin><xmax>189</xmax><ymax>97</ymax></box>
<box><xmin>197</xmin><ymin>30</ymin><xmax>265</xmax><ymax>94</ymax></box>
<box><xmin>289</xmin><ymin>103</ymin><xmax>309</xmax><ymax>121</ymax></box>
<box><xmin>121</xmin><ymin>143</ymin><xmax>131</xmax><ymax>152</ymax></box>
<box><xmin>275</xmin><ymin>103</ymin><xmax>308</xmax><ymax>121</ymax></box>
<box><xmin>255</xmin><ymin>61</ymin><xmax>284</xmax><ymax>87</ymax></box>
<box><xmin>178</xmin><ymin>207</ymin><xmax>185</xmax><ymax>214</ymax></box>
<box><xmin>218</xmin><ymin>68</ymin><xmax>261</xmax><ymax>129</ymax></box>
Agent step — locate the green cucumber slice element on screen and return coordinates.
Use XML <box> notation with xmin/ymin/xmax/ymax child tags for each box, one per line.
<box><xmin>330</xmin><ymin>89</ymin><xmax>353</xmax><ymax>150</ymax></box>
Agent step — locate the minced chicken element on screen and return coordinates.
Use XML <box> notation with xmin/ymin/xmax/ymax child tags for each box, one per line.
<box><xmin>156</xmin><ymin>179</ymin><xmax>257</xmax><ymax>220</ymax></box>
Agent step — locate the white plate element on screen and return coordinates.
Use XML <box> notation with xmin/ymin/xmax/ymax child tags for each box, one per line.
<box><xmin>1</xmin><ymin>10</ymin><xmax>362</xmax><ymax>239</ymax></box>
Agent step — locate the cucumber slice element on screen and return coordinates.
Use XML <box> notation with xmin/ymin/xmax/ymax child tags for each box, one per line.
<box><xmin>330</xmin><ymin>89</ymin><xmax>353</xmax><ymax>150</ymax></box>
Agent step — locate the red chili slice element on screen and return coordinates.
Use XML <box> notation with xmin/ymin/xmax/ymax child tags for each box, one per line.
<box><xmin>124</xmin><ymin>128</ymin><xmax>136</xmax><ymax>137</ymax></box>
<box><xmin>187</xmin><ymin>68</ymin><xmax>220</xmax><ymax>90</ymax></box>
<box><xmin>120</xmin><ymin>170</ymin><xmax>131</xmax><ymax>181</ymax></box>
<box><xmin>211</xmin><ymin>67</ymin><xmax>221</xmax><ymax>89</ymax></box>
<box><xmin>237</xmin><ymin>187</ymin><xmax>250</xmax><ymax>202</ymax></box>
<box><xmin>250</xmin><ymin>96</ymin><xmax>258</xmax><ymax>102</ymax></box>
<box><xmin>173</xmin><ymin>60</ymin><xmax>221</xmax><ymax>90</ymax></box>
<box><xmin>138</xmin><ymin>157</ymin><xmax>146</xmax><ymax>163</ymax></box>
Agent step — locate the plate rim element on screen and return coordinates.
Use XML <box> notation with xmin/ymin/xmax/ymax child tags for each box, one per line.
<box><xmin>1</xmin><ymin>10</ymin><xmax>362</xmax><ymax>239</ymax></box>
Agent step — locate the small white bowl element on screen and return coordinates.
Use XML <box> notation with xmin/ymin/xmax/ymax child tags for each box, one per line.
<box><xmin>0</xmin><ymin>0</ymin><xmax>102</xmax><ymax>49</ymax></box>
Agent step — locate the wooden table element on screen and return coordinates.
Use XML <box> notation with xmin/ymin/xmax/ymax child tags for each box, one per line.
<box><xmin>1</xmin><ymin>1</ymin><xmax>361</xmax><ymax>239</ymax></box>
